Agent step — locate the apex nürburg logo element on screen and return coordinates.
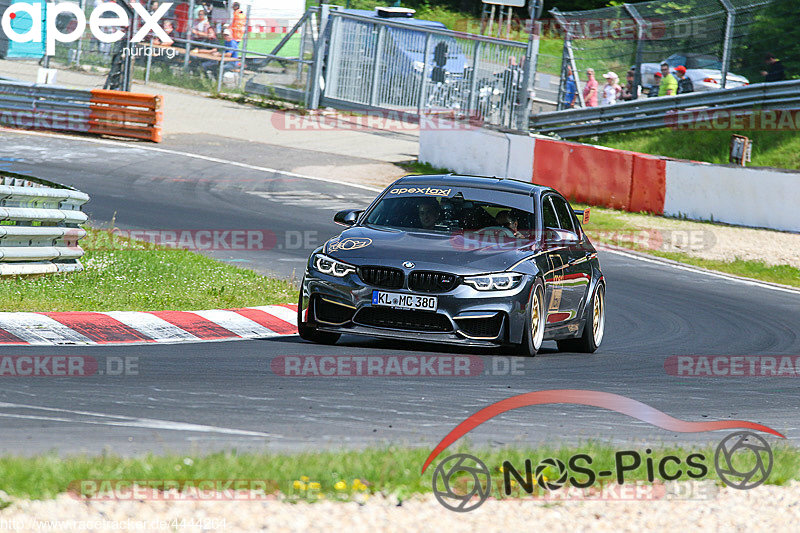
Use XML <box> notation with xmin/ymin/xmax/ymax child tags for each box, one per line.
<box><xmin>1</xmin><ymin>1</ymin><xmax>173</xmax><ymax>55</ymax></box>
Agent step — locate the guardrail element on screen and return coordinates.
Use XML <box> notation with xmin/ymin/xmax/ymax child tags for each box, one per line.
<box><xmin>0</xmin><ymin>172</ymin><xmax>89</xmax><ymax>276</ymax></box>
<box><xmin>529</xmin><ymin>79</ymin><xmax>800</xmax><ymax>138</ymax></box>
<box><xmin>0</xmin><ymin>81</ymin><xmax>163</xmax><ymax>142</ymax></box>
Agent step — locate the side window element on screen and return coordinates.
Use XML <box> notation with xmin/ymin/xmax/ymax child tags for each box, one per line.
<box><xmin>542</xmin><ymin>196</ymin><xmax>559</xmax><ymax>229</ymax></box>
<box><xmin>551</xmin><ymin>196</ymin><xmax>576</xmax><ymax>233</ymax></box>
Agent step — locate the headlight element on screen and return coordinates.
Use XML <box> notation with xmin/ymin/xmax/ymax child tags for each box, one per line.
<box><xmin>463</xmin><ymin>272</ymin><xmax>524</xmax><ymax>291</ymax></box>
<box><xmin>313</xmin><ymin>254</ymin><xmax>355</xmax><ymax>277</ymax></box>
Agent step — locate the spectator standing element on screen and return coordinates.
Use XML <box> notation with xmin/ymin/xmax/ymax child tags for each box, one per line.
<box><xmin>620</xmin><ymin>69</ymin><xmax>636</xmax><ymax>101</ymax></box>
<box><xmin>761</xmin><ymin>53</ymin><xmax>786</xmax><ymax>82</ymax></box>
<box><xmin>583</xmin><ymin>68</ymin><xmax>599</xmax><ymax>107</ymax></box>
<box><xmin>231</xmin><ymin>2</ymin><xmax>246</xmax><ymax>44</ymax></box>
<box><xmin>648</xmin><ymin>72</ymin><xmax>661</xmax><ymax>97</ymax></box>
<box><xmin>675</xmin><ymin>65</ymin><xmax>694</xmax><ymax>94</ymax></box>
<box><xmin>192</xmin><ymin>9</ymin><xmax>216</xmax><ymax>43</ymax></box>
<box><xmin>658</xmin><ymin>62</ymin><xmax>678</xmax><ymax>96</ymax></box>
<box><xmin>601</xmin><ymin>72</ymin><xmax>619</xmax><ymax>105</ymax></box>
<box><xmin>174</xmin><ymin>2</ymin><xmax>189</xmax><ymax>38</ymax></box>
<box><xmin>563</xmin><ymin>65</ymin><xmax>577</xmax><ymax>109</ymax></box>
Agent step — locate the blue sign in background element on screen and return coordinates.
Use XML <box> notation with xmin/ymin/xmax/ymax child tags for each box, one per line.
<box><xmin>3</xmin><ymin>0</ymin><xmax>47</xmax><ymax>59</ymax></box>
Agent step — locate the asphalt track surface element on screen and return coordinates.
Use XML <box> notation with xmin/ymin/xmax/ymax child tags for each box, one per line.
<box><xmin>1</xmin><ymin>131</ymin><xmax>799</xmax><ymax>456</ymax></box>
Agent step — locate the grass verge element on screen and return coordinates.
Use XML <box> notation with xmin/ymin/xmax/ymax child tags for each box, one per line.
<box><xmin>0</xmin><ymin>442</ymin><xmax>797</xmax><ymax>502</ymax></box>
<box><xmin>579</xmin><ymin>128</ymin><xmax>800</xmax><ymax>171</ymax></box>
<box><xmin>577</xmin><ymin>204</ymin><xmax>800</xmax><ymax>288</ymax></box>
<box><xmin>0</xmin><ymin>228</ymin><xmax>296</xmax><ymax>312</ymax></box>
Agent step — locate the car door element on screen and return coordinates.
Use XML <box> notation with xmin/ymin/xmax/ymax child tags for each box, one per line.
<box><xmin>550</xmin><ymin>195</ymin><xmax>592</xmax><ymax>324</ymax></box>
<box><xmin>541</xmin><ymin>195</ymin><xmax>575</xmax><ymax>327</ymax></box>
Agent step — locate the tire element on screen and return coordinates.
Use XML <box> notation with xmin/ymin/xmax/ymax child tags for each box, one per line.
<box><xmin>297</xmin><ymin>290</ymin><xmax>341</xmax><ymax>345</ymax></box>
<box><xmin>504</xmin><ymin>279</ymin><xmax>546</xmax><ymax>357</ymax></box>
<box><xmin>557</xmin><ymin>282</ymin><xmax>605</xmax><ymax>353</ymax></box>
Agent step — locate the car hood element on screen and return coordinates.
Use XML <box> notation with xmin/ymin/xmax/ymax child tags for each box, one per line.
<box><xmin>323</xmin><ymin>226</ymin><xmax>539</xmax><ymax>275</ymax></box>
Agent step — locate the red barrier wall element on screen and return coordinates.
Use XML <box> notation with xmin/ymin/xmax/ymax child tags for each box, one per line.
<box><xmin>629</xmin><ymin>155</ymin><xmax>666</xmax><ymax>214</ymax></box>
<box><xmin>532</xmin><ymin>137</ymin><xmax>666</xmax><ymax>214</ymax></box>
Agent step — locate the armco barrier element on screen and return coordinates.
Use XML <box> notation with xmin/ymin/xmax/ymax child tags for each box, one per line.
<box><xmin>0</xmin><ymin>171</ymin><xmax>89</xmax><ymax>276</ymax></box>
<box><xmin>0</xmin><ymin>81</ymin><xmax>162</xmax><ymax>142</ymax></box>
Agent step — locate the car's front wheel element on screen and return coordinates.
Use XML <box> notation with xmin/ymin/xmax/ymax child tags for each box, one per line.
<box><xmin>297</xmin><ymin>290</ymin><xmax>341</xmax><ymax>345</ymax></box>
<box><xmin>504</xmin><ymin>278</ymin><xmax>545</xmax><ymax>357</ymax></box>
<box><xmin>557</xmin><ymin>282</ymin><xmax>605</xmax><ymax>353</ymax></box>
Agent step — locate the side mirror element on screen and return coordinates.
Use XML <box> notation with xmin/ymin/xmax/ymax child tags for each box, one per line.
<box><xmin>334</xmin><ymin>209</ymin><xmax>363</xmax><ymax>226</ymax></box>
<box><xmin>545</xmin><ymin>227</ymin><xmax>579</xmax><ymax>245</ymax></box>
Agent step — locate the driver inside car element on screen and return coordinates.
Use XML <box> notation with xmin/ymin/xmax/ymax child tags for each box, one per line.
<box><xmin>417</xmin><ymin>199</ymin><xmax>441</xmax><ymax>229</ymax></box>
<box><xmin>495</xmin><ymin>210</ymin><xmax>522</xmax><ymax>237</ymax></box>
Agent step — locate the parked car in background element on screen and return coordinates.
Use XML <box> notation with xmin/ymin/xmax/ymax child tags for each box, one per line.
<box><xmin>638</xmin><ymin>53</ymin><xmax>749</xmax><ymax>92</ymax></box>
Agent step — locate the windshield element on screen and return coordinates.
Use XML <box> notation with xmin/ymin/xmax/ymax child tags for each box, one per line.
<box><xmin>364</xmin><ymin>191</ymin><xmax>535</xmax><ymax>234</ymax></box>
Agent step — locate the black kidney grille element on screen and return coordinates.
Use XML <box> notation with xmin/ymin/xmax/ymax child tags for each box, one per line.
<box><xmin>359</xmin><ymin>266</ymin><xmax>404</xmax><ymax>289</ymax></box>
<box><xmin>354</xmin><ymin>307</ymin><xmax>453</xmax><ymax>332</ymax></box>
<box><xmin>408</xmin><ymin>271</ymin><xmax>459</xmax><ymax>293</ymax></box>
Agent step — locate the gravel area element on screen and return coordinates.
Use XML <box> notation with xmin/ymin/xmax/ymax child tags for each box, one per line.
<box><xmin>1</xmin><ymin>482</ymin><xmax>798</xmax><ymax>532</ymax></box>
<box><xmin>598</xmin><ymin>211</ymin><xmax>800</xmax><ymax>269</ymax></box>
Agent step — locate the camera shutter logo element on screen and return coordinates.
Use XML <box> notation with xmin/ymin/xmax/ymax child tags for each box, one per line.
<box><xmin>535</xmin><ymin>457</ymin><xmax>568</xmax><ymax>490</ymax></box>
<box><xmin>431</xmin><ymin>454</ymin><xmax>491</xmax><ymax>512</ymax></box>
<box><xmin>714</xmin><ymin>431</ymin><xmax>773</xmax><ymax>490</ymax></box>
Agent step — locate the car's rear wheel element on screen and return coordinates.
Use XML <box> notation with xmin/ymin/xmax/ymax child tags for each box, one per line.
<box><xmin>557</xmin><ymin>282</ymin><xmax>605</xmax><ymax>353</ymax></box>
<box><xmin>297</xmin><ymin>290</ymin><xmax>341</xmax><ymax>345</ymax></box>
<box><xmin>504</xmin><ymin>279</ymin><xmax>545</xmax><ymax>357</ymax></box>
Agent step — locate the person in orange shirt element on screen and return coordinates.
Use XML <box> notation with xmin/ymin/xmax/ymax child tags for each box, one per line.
<box><xmin>230</xmin><ymin>2</ymin><xmax>246</xmax><ymax>43</ymax></box>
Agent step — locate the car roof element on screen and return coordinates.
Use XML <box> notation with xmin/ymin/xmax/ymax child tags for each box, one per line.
<box><xmin>394</xmin><ymin>174</ymin><xmax>556</xmax><ymax>196</ymax></box>
<box><xmin>339</xmin><ymin>9</ymin><xmax>447</xmax><ymax>29</ymax></box>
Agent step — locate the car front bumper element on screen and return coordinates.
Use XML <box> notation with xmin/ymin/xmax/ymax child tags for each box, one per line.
<box><xmin>300</xmin><ymin>270</ymin><xmax>534</xmax><ymax>347</ymax></box>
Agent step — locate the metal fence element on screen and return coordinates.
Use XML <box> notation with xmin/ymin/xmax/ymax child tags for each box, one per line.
<box><xmin>320</xmin><ymin>9</ymin><xmax>533</xmax><ymax>129</ymax></box>
<box><xmin>0</xmin><ymin>172</ymin><xmax>89</xmax><ymax>276</ymax></box>
<box><xmin>551</xmin><ymin>0</ymin><xmax>778</xmax><ymax>108</ymax></box>
<box><xmin>530</xmin><ymin>78</ymin><xmax>800</xmax><ymax>138</ymax></box>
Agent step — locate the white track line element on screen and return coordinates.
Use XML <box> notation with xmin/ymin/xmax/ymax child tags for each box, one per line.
<box><xmin>192</xmin><ymin>309</ymin><xmax>281</xmax><ymax>338</ymax></box>
<box><xmin>0</xmin><ymin>128</ymin><xmax>384</xmax><ymax>193</ymax></box>
<box><xmin>599</xmin><ymin>246</ymin><xmax>800</xmax><ymax>296</ymax></box>
<box><xmin>0</xmin><ymin>313</ymin><xmax>95</xmax><ymax>345</ymax></box>
<box><xmin>0</xmin><ymin>402</ymin><xmax>272</xmax><ymax>436</ymax></box>
<box><xmin>104</xmin><ymin>311</ymin><xmax>201</xmax><ymax>343</ymax></box>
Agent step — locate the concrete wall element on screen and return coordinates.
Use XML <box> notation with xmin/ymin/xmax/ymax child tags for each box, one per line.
<box><xmin>665</xmin><ymin>161</ymin><xmax>800</xmax><ymax>232</ymax></box>
<box><xmin>419</xmin><ymin>127</ymin><xmax>534</xmax><ymax>180</ymax></box>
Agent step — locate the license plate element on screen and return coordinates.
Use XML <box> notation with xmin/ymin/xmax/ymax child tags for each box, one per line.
<box><xmin>372</xmin><ymin>291</ymin><xmax>438</xmax><ymax>311</ymax></box>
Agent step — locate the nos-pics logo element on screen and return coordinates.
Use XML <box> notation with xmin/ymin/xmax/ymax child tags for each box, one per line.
<box><xmin>1</xmin><ymin>1</ymin><xmax>173</xmax><ymax>55</ymax></box>
<box><xmin>422</xmin><ymin>390</ymin><xmax>784</xmax><ymax>512</ymax></box>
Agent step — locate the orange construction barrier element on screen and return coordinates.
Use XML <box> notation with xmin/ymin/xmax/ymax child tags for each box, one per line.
<box><xmin>89</xmin><ymin>90</ymin><xmax>163</xmax><ymax>142</ymax></box>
